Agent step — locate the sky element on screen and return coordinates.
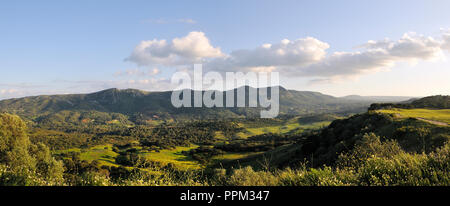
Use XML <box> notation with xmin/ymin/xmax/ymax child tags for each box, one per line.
<box><xmin>1</xmin><ymin>0</ymin><xmax>450</xmax><ymax>99</ymax></box>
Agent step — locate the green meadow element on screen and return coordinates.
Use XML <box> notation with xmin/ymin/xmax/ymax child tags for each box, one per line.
<box><xmin>54</xmin><ymin>144</ymin><xmax>119</xmax><ymax>167</ymax></box>
<box><xmin>378</xmin><ymin>108</ymin><xmax>450</xmax><ymax>124</ymax></box>
<box><xmin>237</xmin><ymin>120</ymin><xmax>331</xmax><ymax>138</ymax></box>
<box><xmin>212</xmin><ymin>152</ymin><xmax>264</xmax><ymax>161</ymax></box>
<box><xmin>55</xmin><ymin>144</ymin><xmax>202</xmax><ymax>170</ymax></box>
<box><xmin>141</xmin><ymin>145</ymin><xmax>202</xmax><ymax>170</ymax></box>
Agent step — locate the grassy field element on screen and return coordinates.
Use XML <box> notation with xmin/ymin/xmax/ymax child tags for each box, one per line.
<box><xmin>212</xmin><ymin>152</ymin><xmax>264</xmax><ymax>161</ymax></box>
<box><xmin>141</xmin><ymin>145</ymin><xmax>202</xmax><ymax>170</ymax></box>
<box><xmin>79</xmin><ymin>145</ymin><xmax>119</xmax><ymax>166</ymax></box>
<box><xmin>378</xmin><ymin>108</ymin><xmax>450</xmax><ymax>125</ymax></box>
<box><xmin>236</xmin><ymin>120</ymin><xmax>330</xmax><ymax>138</ymax></box>
<box><xmin>53</xmin><ymin>144</ymin><xmax>120</xmax><ymax>167</ymax></box>
<box><xmin>54</xmin><ymin>144</ymin><xmax>202</xmax><ymax>170</ymax></box>
<box><xmin>52</xmin><ymin>117</ymin><xmax>334</xmax><ymax>171</ymax></box>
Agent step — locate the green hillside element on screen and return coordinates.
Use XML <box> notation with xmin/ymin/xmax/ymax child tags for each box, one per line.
<box><xmin>0</xmin><ymin>86</ymin><xmax>370</xmax><ymax>123</ymax></box>
<box><xmin>369</xmin><ymin>95</ymin><xmax>450</xmax><ymax>110</ymax></box>
<box><xmin>377</xmin><ymin>108</ymin><xmax>450</xmax><ymax>125</ymax></box>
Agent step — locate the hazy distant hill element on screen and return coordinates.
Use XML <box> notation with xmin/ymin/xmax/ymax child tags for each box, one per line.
<box><xmin>0</xmin><ymin>86</ymin><xmax>379</xmax><ymax>122</ymax></box>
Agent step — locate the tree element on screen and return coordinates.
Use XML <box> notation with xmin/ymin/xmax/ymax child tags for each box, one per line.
<box><xmin>0</xmin><ymin>113</ymin><xmax>64</xmax><ymax>185</ymax></box>
<box><xmin>0</xmin><ymin>113</ymin><xmax>36</xmax><ymax>174</ymax></box>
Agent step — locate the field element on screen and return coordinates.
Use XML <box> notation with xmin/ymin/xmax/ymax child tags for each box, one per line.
<box><xmin>236</xmin><ymin>118</ymin><xmax>331</xmax><ymax>138</ymax></box>
<box><xmin>54</xmin><ymin>144</ymin><xmax>202</xmax><ymax>170</ymax></box>
<box><xmin>52</xmin><ymin>116</ymin><xmax>333</xmax><ymax>171</ymax></box>
<box><xmin>378</xmin><ymin>108</ymin><xmax>450</xmax><ymax>125</ymax></box>
<box><xmin>211</xmin><ymin>152</ymin><xmax>264</xmax><ymax>162</ymax></box>
<box><xmin>54</xmin><ymin>144</ymin><xmax>119</xmax><ymax>167</ymax></box>
<box><xmin>141</xmin><ymin>145</ymin><xmax>202</xmax><ymax>170</ymax></box>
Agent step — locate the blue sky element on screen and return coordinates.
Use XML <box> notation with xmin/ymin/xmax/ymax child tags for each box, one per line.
<box><xmin>1</xmin><ymin>0</ymin><xmax>450</xmax><ymax>99</ymax></box>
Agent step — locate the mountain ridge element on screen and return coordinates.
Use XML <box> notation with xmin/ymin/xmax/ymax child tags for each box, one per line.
<box><xmin>0</xmin><ymin>86</ymin><xmax>410</xmax><ymax>122</ymax></box>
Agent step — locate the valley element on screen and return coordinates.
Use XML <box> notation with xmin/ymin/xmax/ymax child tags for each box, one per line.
<box><xmin>0</xmin><ymin>89</ymin><xmax>448</xmax><ymax>186</ymax></box>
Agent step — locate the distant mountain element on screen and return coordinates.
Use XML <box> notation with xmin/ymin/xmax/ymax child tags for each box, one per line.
<box><xmin>0</xmin><ymin>86</ymin><xmax>372</xmax><ymax>122</ymax></box>
<box><xmin>340</xmin><ymin>95</ymin><xmax>415</xmax><ymax>103</ymax></box>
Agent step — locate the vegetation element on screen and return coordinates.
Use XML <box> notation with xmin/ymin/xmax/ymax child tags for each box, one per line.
<box><xmin>369</xmin><ymin>95</ymin><xmax>449</xmax><ymax>110</ymax></box>
<box><xmin>0</xmin><ymin>94</ymin><xmax>448</xmax><ymax>186</ymax></box>
<box><xmin>377</xmin><ymin>108</ymin><xmax>450</xmax><ymax>124</ymax></box>
<box><xmin>0</xmin><ymin>86</ymin><xmax>369</xmax><ymax>122</ymax></box>
<box><xmin>0</xmin><ymin>113</ymin><xmax>64</xmax><ymax>185</ymax></box>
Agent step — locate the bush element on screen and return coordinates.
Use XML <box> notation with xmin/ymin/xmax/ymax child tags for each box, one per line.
<box><xmin>0</xmin><ymin>114</ymin><xmax>64</xmax><ymax>186</ymax></box>
<box><xmin>228</xmin><ymin>166</ymin><xmax>278</xmax><ymax>186</ymax></box>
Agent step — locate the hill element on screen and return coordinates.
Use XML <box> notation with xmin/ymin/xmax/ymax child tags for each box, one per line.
<box><xmin>369</xmin><ymin>95</ymin><xmax>450</xmax><ymax>110</ymax></box>
<box><xmin>220</xmin><ymin>95</ymin><xmax>450</xmax><ymax>170</ymax></box>
<box><xmin>0</xmin><ymin>86</ymin><xmax>371</xmax><ymax>123</ymax></box>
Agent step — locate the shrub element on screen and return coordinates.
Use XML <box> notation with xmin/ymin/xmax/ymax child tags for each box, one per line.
<box><xmin>228</xmin><ymin>166</ymin><xmax>278</xmax><ymax>186</ymax></box>
<box><xmin>0</xmin><ymin>114</ymin><xmax>64</xmax><ymax>185</ymax></box>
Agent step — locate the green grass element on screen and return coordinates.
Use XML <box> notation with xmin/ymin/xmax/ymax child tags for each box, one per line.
<box><xmin>214</xmin><ymin>131</ymin><xmax>229</xmax><ymax>141</ymax></box>
<box><xmin>79</xmin><ymin>145</ymin><xmax>118</xmax><ymax>166</ymax></box>
<box><xmin>237</xmin><ymin>121</ymin><xmax>297</xmax><ymax>138</ymax></box>
<box><xmin>212</xmin><ymin>152</ymin><xmax>264</xmax><ymax>161</ymax></box>
<box><xmin>378</xmin><ymin>108</ymin><xmax>450</xmax><ymax>124</ymax></box>
<box><xmin>51</xmin><ymin>116</ymin><xmax>334</xmax><ymax>171</ymax></box>
<box><xmin>141</xmin><ymin>145</ymin><xmax>202</xmax><ymax>170</ymax></box>
<box><xmin>246</xmin><ymin>126</ymin><xmax>281</xmax><ymax>135</ymax></box>
<box><xmin>54</xmin><ymin>144</ymin><xmax>203</xmax><ymax>170</ymax></box>
<box><xmin>54</xmin><ymin>144</ymin><xmax>120</xmax><ymax>167</ymax></box>
<box><xmin>237</xmin><ymin>120</ymin><xmax>330</xmax><ymax>138</ymax></box>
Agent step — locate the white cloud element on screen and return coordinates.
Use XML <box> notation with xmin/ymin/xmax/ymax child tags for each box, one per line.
<box><xmin>204</xmin><ymin>31</ymin><xmax>448</xmax><ymax>84</ymax></box>
<box><xmin>0</xmin><ymin>89</ymin><xmax>17</xmax><ymax>95</ymax></box>
<box><xmin>291</xmin><ymin>32</ymin><xmax>445</xmax><ymax>81</ymax></box>
<box><xmin>379</xmin><ymin>33</ymin><xmax>442</xmax><ymax>60</ymax></box>
<box><xmin>127</xmin><ymin>30</ymin><xmax>450</xmax><ymax>85</ymax></box>
<box><xmin>150</xmin><ymin>68</ymin><xmax>160</xmax><ymax>75</ymax></box>
<box><xmin>205</xmin><ymin>37</ymin><xmax>329</xmax><ymax>72</ymax></box>
<box><xmin>442</xmin><ymin>30</ymin><xmax>450</xmax><ymax>51</ymax></box>
<box><xmin>126</xmin><ymin>31</ymin><xmax>223</xmax><ymax>66</ymax></box>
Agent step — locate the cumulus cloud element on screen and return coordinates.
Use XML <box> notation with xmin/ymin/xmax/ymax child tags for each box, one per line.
<box><xmin>204</xmin><ymin>31</ymin><xmax>449</xmax><ymax>84</ymax></box>
<box><xmin>127</xmin><ymin>30</ymin><xmax>450</xmax><ymax>85</ymax></box>
<box><xmin>126</xmin><ymin>31</ymin><xmax>223</xmax><ymax>66</ymax></box>
<box><xmin>371</xmin><ymin>33</ymin><xmax>442</xmax><ymax>60</ymax></box>
<box><xmin>291</xmin><ymin>32</ymin><xmax>445</xmax><ymax>80</ymax></box>
<box><xmin>442</xmin><ymin>29</ymin><xmax>450</xmax><ymax>51</ymax></box>
<box><xmin>0</xmin><ymin>89</ymin><xmax>17</xmax><ymax>95</ymax></box>
<box><xmin>205</xmin><ymin>37</ymin><xmax>329</xmax><ymax>72</ymax></box>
